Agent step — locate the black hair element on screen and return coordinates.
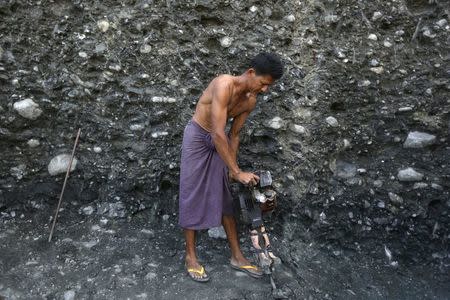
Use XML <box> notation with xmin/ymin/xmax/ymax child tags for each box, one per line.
<box><xmin>250</xmin><ymin>52</ymin><xmax>284</xmax><ymax>80</ymax></box>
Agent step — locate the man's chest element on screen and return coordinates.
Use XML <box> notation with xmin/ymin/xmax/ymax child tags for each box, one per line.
<box><xmin>227</xmin><ymin>94</ymin><xmax>255</xmax><ymax>118</ymax></box>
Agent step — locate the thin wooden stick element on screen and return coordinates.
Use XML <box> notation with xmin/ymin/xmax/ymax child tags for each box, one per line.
<box><xmin>48</xmin><ymin>128</ymin><xmax>81</xmax><ymax>242</ymax></box>
<box><xmin>411</xmin><ymin>17</ymin><xmax>422</xmax><ymax>42</ymax></box>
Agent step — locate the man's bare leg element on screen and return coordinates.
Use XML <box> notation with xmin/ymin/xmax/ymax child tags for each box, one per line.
<box><xmin>222</xmin><ymin>215</ymin><xmax>261</xmax><ymax>272</ymax></box>
<box><xmin>184</xmin><ymin>229</ymin><xmax>207</xmax><ymax>280</ymax></box>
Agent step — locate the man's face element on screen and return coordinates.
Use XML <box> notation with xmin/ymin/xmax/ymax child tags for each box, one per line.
<box><xmin>249</xmin><ymin>70</ymin><xmax>274</xmax><ymax>94</ymax></box>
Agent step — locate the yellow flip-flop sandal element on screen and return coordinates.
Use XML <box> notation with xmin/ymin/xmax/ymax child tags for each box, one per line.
<box><xmin>186</xmin><ymin>265</ymin><xmax>210</xmax><ymax>282</ymax></box>
<box><xmin>230</xmin><ymin>263</ymin><xmax>263</xmax><ymax>278</ymax></box>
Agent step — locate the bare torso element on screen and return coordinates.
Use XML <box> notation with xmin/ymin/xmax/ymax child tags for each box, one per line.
<box><xmin>192</xmin><ymin>75</ymin><xmax>256</xmax><ymax>132</ymax></box>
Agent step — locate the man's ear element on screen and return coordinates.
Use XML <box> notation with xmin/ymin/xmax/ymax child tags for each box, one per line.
<box><xmin>247</xmin><ymin>68</ymin><xmax>256</xmax><ymax>76</ymax></box>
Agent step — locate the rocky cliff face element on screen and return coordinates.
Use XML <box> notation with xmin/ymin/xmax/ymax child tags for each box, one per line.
<box><xmin>1</xmin><ymin>0</ymin><xmax>449</xmax><ymax>298</ymax></box>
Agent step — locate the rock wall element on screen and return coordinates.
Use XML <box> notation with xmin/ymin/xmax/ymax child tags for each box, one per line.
<box><xmin>1</xmin><ymin>0</ymin><xmax>449</xmax><ymax>271</ymax></box>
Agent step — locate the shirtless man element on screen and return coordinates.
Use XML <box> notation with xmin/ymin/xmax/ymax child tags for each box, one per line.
<box><xmin>178</xmin><ymin>53</ymin><xmax>283</xmax><ymax>282</ymax></box>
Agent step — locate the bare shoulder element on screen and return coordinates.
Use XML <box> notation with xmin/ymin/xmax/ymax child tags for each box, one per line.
<box><xmin>211</xmin><ymin>74</ymin><xmax>234</xmax><ymax>89</ymax></box>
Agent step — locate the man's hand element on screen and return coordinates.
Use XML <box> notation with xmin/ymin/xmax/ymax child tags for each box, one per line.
<box><xmin>231</xmin><ymin>171</ymin><xmax>260</xmax><ymax>186</ymax></box>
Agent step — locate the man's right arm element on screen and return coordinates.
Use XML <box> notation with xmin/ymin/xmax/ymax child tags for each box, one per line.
<box><xmin>210</xmin><ymin>81</ymin><xmax>259</xmax><ymax>185</ymax></box>
<box><xmin>210</xmin><ymin>81</ymin><xmax>240</xmax><ymax>175</ymax></box>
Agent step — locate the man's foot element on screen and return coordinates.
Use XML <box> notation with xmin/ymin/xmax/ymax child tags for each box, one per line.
<box><xmin>230</xmin><ymin>257</ymin><xmax>263</xmax><ymax>278</ymax></box>
<box><xmin>185</xmin><ymin>257</ymin><xmax>209</xmax><ymax>282</ymax></box>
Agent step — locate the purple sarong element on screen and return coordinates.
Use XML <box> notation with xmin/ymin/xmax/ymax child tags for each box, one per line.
<box><xmin>178</xmin><ymin>119</ymin><xmax>233</xmax><ymax>230</ymax></box>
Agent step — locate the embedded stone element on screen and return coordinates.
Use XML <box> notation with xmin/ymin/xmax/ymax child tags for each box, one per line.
<box><xmin>48</xmin><ymin>154</ymin><xmax>78</xmax><ymax>176</ymax></box>
<box><xmin>97</xmin><ymin>20</ymin><xmax>110</xmax><ymax>32</ymax></box>
<box><xmin>368</xmin><ymin>34</ymin><xmax>378</xmax><ymax>41</ymax></box>
<box><xmin>13</xmin><ymin>99</ymin><xmax>42</xmax><ymax>120</ymax></box>
<box><xmin>326</xmin><ymin>116</ymin><xmax>339</xmax><ymax>127</ymax></box>
<box><xmin>397</xmin><ymin>168</ymin><xmax>424</xmax><ymax>182</ymax></box>
<box><xmin>268</xmin><ymin>117</ymin><xmax>283</xmax><ymax>129</ymax></box>
<box><xmin>208</xmin><ymin>226</ymin><xmax>227</xmax><ymax>239</ymax></box>
<box><xmin>403</xmin><ymin>131</ymin><xmax>436</xmax><ymax>148</ymax></box>
<box><xmin>220</xmin><ymin>36</ymin><xmax>233</xmax><ymax>48</ymax></box>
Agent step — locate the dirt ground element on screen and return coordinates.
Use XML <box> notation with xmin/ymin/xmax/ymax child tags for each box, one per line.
<box><xmin>1</xmin><ymin>205</ymin><xmax>448</xmax><ymax>300</ymax></box>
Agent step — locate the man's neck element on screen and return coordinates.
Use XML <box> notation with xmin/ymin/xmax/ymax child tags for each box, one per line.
<box><xmin>233</xmin><ymin>74</ymin><xmax>251</xmax><ymax>96</ymax></box>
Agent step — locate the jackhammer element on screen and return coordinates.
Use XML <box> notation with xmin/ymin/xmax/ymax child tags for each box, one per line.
<box><xmin>235</xmin><ymin>171</ymin><xmax>286</xmax><ymax>298</ymax></box>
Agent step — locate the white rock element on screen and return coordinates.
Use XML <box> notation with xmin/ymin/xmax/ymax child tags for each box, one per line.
<box><xmin>64</xmin><ymin>290</ymin><xmax>75</xmax><ymax>300</ymax></box>
<box><xmin>324</xmin><ymin>14</ymin><xmax>339</xmax><ymax>23</ymax></box>
<box><xmin>403</xmin><ymin>131</ymin><xmax>436</xmax><ymax>148</ymax></box>
<box><xmin>373</xmin><ymin>180</ymin><xmax>383</xmax><ymax>188</ymax></box>
<box><xmin>436</xmin><ymin>19</ymin><xmax>447</xmax><ymax>28</ymax></box>
<box><xmin>388</xmin><ymin>192</ymin><xmax>403</xmax><ymax>205</ymax></box>
<box><xmin>343</xmin><ymin>139</ymin><xmax>351</xmax><ymax>149</ymax></box>
<box><xmin>325</xmin><ymin>116</ymin><xmax>339</xmax><ymax>127</ymax></box>
<box><xmin>398</xmin><ymin>107</ymin><xmax>413</xmax><ymax>112</ymax></box>
<box><xmin>10</xmin><ymin>164</ymin><xmax>26</xmax><ymax>180</ymax></box>
<box><xmin>140</xmin><ymin>44</ymin><xmax>152</xmax><ymax>54</ymax></box>
<box><xmin>82</xmin><ymin>206</ymin><xmax>94</xmax><ymax>215</ymax></box>
<box><xmin>97</xmin><ymin>20</ymin><xmax>110</xmax><ymax>32</ymax></box>
<box><xmin>208</xmin><ymin>226</ymin><xmax>227</xmax><ymax>239</ymax></box>
<box><xmin>220</xmin><ymin>36</ymin><xmax>233</xmax><ymax>48</ymax></box>
<box><xmin>249</xmin><ymin>5</ymin><xmax>258</xmax><ymax>12</ymax></box>
<box><xmin>81</xmin><ymin>240</ymin><xmax>98</xmax><ymax>249</ymax></box>
<box><xmin>285</xmin><ymin>14</ymin><xmax>296</xmax><ymax>22</ymax></box>
<box><xmin>27</xmin><ymin>139</ymin><xmax>40</xmax><ymax>148</ymax></box>
<box><xmin>370</xmin><ymin>66</ymin><xmax>384</xmax><ymax>74</ymax></box>
<box><xmin>368</xmin><ymin>34</ymin><xmax>378</xmax><ymax>41</ymax></box>
<box><xmin>413</xmin><ymin>182</ymin><xmax>428</xmax><ymax>189</ymax></box>
<box><xmin>151</xmin><ymin>131</ymin><xmax>168</xmax><ymax>138</ymax></box>
<box><xmin>109</xmin><ymin>64</ymin><xmax>121</xmax><ymax>71</ymax></box>
<box><xmin>93</xmin><ymin>146</ymin><xmax>102</xmax><ymax>153</ymax></box>
<box><xmin>395</xmin><ymin>30</ymin><xmax>405</xmax><ymax>36</ymax></box>
<box><xmin>13</xmin><ymin>99</ymin><xmax>42</xmax><ymax>120</ymax></box>
<box><xmin>78</xmin><ymin>51</ymin><xmax>87</xmax><ymax>58</ymax></box>
<box><xmin>151</xmin><ymin>96</ymin><xmax>176</xmax><ymax>103</ymax></box>
<box><xmin>291</xmin><ymin>124</ymin><xmax>306</xmax><ymax>134</ymax></box>
<box><xmin>319</xmin><ymin>212</ymin><xmax>326</xmax><ymax>223</ymax></box>
<box><xmin>162</xmin><ymin>214</ymin><xmax>169</xmax><ymax>221</ymax></box>
<box><xmin>268</xmin><ymin>117</ymin><xmax>283</xmax><ymax>129</ymax></box>
<box><xmin>372</xmin><ymin>11</ymin><xmax>383</xmax><ymax>21</ymax></box>
<box><xmin>335</xmin><ymin>48</ymin><xmax>346</xmax><ymax>58</ymax></box>
<box><xmin>369</xmin><ymin>59</ymin><xmax>379</xmax><ymax>67</ymax></box>
<box><xmin>383</xmin><ymin>40</ymin><xmax>393</xmax><ymax>48</ymax></box>
<box><xmin>397</xmin><ymin>168</ymin><xmax>424</xmax><ymax>182</ymax></box>
<box><xmin>359</xmin><ymin>80</ymin><xmax>371</xmax><ymax>87</ymax></box>
<box><xmin>130</xmin><ymin>124</ymin><xmax>145</xmax><ymax>131</ymax></box>
<box><xmin>48</xmin><ymin>154</ymin><xmax>78</xmax><ymax>176</ymax></box>
<box><xmin>423</xmin><ymin>29</ymin><xmax>436</xmax><ymax>38</ymax></box>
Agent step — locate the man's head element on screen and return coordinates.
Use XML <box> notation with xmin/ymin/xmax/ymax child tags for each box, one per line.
<box><xmin>245</xmin><ymin>52</ymin><xmax>284</xmax><ymax>93</ymax></box>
